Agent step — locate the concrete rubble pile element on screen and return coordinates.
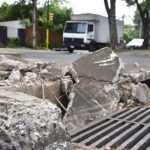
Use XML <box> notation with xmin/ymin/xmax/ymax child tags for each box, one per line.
<box><xmin>0</xmin><ymin>90</ymin><xmax>81</xmax><ymax>150</ymax></box>
<box><xmin>0</xmin><ymin>55</ymin><xmax>63</xmax><ymax>86</ymax></box>
<box><xmin>0</xmin><ymin>55</ymin><xmax>79</xmax><ymax>149</ymax></box>
<box><xmin>62</xmin><ymin>47</ymin><xmax>150</xmax><ymax>131</ymax></box>
<box><xmin>0</xmin><ymin>48</ymin><xmax>150</xmax><ymax>149</ymax></box>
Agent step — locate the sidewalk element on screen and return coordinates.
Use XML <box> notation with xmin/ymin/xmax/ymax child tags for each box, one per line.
<box><xmin>0</xmin><ymin>47</ymin><xmax>51</xmax><ymax>54</ymax></box>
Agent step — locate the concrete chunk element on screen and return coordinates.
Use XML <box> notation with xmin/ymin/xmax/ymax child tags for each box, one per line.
<box><xmin>0</xmin><ymin>90</ymin><xmax>71</xmax><ymax>149</ymax></box>
<box><xmin>131</xmin><ymin>83</ymin><xmax>150</xmax><ymax>103</ymax></box>
<box><xmin>72</xmin><ymin>47</ymin><xmax>125</xmax><ymax>83</ymax></box>
<box><xmin>64</xmin><ymin>78</ymin><xmax>121</xmax><ymax>131</ymax></box>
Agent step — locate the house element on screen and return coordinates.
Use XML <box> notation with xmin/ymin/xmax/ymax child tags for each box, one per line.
<box><xmin>0</xmin><ymin>20</ymin><xmax>25</xmax><ymax>46</ymax></box>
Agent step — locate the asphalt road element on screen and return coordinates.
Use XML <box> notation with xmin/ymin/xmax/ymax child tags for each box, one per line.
<box><xmin>23</xmin><ymin>50</ymin><xmax>89</xmax><ymax>61</ymax></box>
<box><xmin>117</xmin><ymin>50</ymin><xmax>150</xmax><ymax>72</ymax></box>
<box><xmin>23</xmin><ymin>49</ymin><xmax>150</xmax><ymax>71</ymax></box>
<box><xmin>1</xmin><ymin>48</ymin><xmax>150</xmax><ymax>72</ymax></box>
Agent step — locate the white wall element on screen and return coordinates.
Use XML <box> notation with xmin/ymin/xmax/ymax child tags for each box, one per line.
<box><xmin>0</xmin><ymin>20</ymin><xmax>25</xmax><ymax>28</ymax></box>
<box><xmin>7</xmin><ymin>27</ymin><xmax>18</xmax><ymax>38</ymax></box>
<box><xmin>0</xmin><ymin>20</ymin><xmax>25</xmax><ymax>38</ymax></box>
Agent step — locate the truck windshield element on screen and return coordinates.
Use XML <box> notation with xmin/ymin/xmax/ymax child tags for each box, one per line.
<box><xmin>64</xmin><ymin>22</ymin><xmax>86</xmax><ymax>33</ymax></box>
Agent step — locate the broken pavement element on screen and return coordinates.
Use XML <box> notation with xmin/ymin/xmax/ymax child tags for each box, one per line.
<box><xmin>63</xmin><ymin>47</ymin><xmax>150</xmax><ymax>131</ymax></box>
<box><xmin>0</xmin><ymin>48</ymin><xmax>150</xmax><ymax>149</ymax></box>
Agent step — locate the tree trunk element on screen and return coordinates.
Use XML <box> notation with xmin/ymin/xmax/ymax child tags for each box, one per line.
<box><xmin>104</xmin><ymin>0</ymin><xmax>118</xmax><ymax>49</ymax></box>
<box><xmin>108</xmin><ymin>12</ymin><xmax>118</xmax><ymax>49</ymax></box>
<box><xmin>142</xmin><ymin>20</ymin><xmax>150</xmax><ymax>49</ymax></box>
<box><xmin>134</xmin><ymin>0</ymin><xmax>150</xmax><ymax>49</ymax></box>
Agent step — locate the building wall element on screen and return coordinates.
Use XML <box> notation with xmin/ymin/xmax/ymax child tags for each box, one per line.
<box><xmin>0</xmin><ymin>20</ymin><xmax>25</xmax><ymax>38</ymax></box>
<box><xmin>26</xmin><ymin>26</ymin><xmax>62</xmax><ymax>48</ymax></box>
<box><xmin>0</xmin><ymin>20</ymin><xmax>25</xmax><ymax>28</ymax></box>
<box><xmin>7</xmin><ymin>27</ymin><xmax>18</xmax><ymax>38</ymax></box>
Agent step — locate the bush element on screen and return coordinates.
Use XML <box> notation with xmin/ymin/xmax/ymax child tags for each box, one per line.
<box><xmin>7</xmin><ymin>38</ymin><xmax>20</xmax><ymax>48</ymax></box>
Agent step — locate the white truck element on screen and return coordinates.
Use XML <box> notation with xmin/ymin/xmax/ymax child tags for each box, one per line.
<box><xmin>63</xmin><ymin>13</ymin><xmax>124</xmax><ymax>52</ymax></box>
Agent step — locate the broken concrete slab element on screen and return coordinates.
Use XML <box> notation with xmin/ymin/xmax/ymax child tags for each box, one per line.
<box><xmin>39</xmin><ymin>68</ymin><xmax>63</xmax><ymax>81</ymax></box>
<box><xmin>0</xmin><ymin>90</ymin><xmax>71</xmax><ymax>149</ymax></box>
<box><xmin>130</xmin><ymin>71</ymin><xmax>150</xmax><ymax>82</ymax></box>
<box><xmin>0</xmin><ymin>71</ymin><xmax>10</xmax><ymax>80</ymax></box>
<box><xmin>2</xmin><ymin>80</ymin><xmax>62</xmax><ymax>105</ymax></box>
<box><xmin>63</xmin><ymin>47</ymin><xmax>150</xmax><ymax>131</ymax></box>
<box><xmin>8</xmin><ymin>68</ymin><xmax>21</xmax><ymax>83</ymax></box>
<box><xmin>22</xmin><ymin>72</ymin><xmax>37</xmax><ymax>83</ymax></box>
<box><xmin>0</xmin><ymin>55</ymin><xmax>64</xmax><ymax>86</ymax></box>
<box><xmin>61</xmin><ymin>76</ymin><xmax>74</xmax><ymax>94</ymax></box>
<box><xmin>0</xmin><ymin>55</ymin><xmax>27</xmax><ymax>71</ymax></box>
<box><xmin>131</xmin><ymin>83</ymin><xmax>150</xmax><ymax>103</ymax></box>
<box><xmin>72</xmin><ymin>47</ymin><xmax>125</xmax><ymax>83</ymax></box>
<box><xmin>63</xmin><ymin>78</ymin><xmax>121</xmax><ymax>131</ymax></box>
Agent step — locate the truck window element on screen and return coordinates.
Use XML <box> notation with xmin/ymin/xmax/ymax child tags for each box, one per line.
<box><xmin>88</xmin><ymin>24</ymin><xmax>93</xmax><ymax>32</ymax></box>
<box><xmin>64</xmin><ymin>23</ymin><xmax>86</xmax><ymax>33</ymax></box>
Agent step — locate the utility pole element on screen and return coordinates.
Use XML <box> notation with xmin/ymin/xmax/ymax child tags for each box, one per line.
<box><xmin>32</xmin><ymin>0</ymin><xmax>37</xmax><ymax>49</ymax></box>
<box><xmin>46</xmin><ymin>0</ymin><xmax>50</xmax><ymax>49</ymax></box>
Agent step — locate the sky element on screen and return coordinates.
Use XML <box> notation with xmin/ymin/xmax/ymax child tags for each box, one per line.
<box><xmin>0</xmin><ymin>0</ymin><xmax>136</xmax><ymax>25</ymax></box>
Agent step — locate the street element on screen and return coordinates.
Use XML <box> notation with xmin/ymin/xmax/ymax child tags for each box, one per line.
<box><xmin>23</xmin><ymin>49</ymin><xmax>150</xmax><ymax>72</ymax></box>
<box><xmin>0</xmin><ymin>48</ymin><xmax>150</xmax><ymax>72</ymax></box>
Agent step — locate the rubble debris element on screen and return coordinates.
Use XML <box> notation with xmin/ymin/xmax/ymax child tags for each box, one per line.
<box><xmin>131</xmin><ymin>83</ymin><xmax>150</xmax><ymax>103</ymax></box>
<box><xmin>22</xmin><ymin>72</ymin><xmax>37</xmax><ymax>83</ymax></box>
<box><xmin>130</xmin><ymin>71</ymin><xmax>150</xmax><ymax>82</ymax></box>
<box><xmin>63</xmin><ymin>48</ymin><xmax>125</xmax><ymax>130</ymax></box>
<box><xmin>72</xmin><ymin>47</ymin><xmax>125</xmax><ymax>83</ymax></box>
<box><xmin>8</xmin><ymin>68</ymin><xmax>21</xmax><ymax>83</ymax></box>
<box><xmin>0</xmin><ymin>48</ymin><xmax>150</xmax><ymax>149</ymax></box>
<box><xmin>0</xmin><ymin>90</ymin><xmax>73</xmax><ymax>150</ymax></box>
<box><xmin>0</xmin><ymin>55</ymin><xmax>27</xmax><ymax>70</ymax></box>
<box><xmin>0</xmin><ymin>55</ymin><xmax>63</xmax><ymax>85</ymax></box>
<box><xmin>62</xmin><ymin>47</ymin><xmax>150</xmax><ymax>131</ymax></box>
<box><xmin>61</xmin><ymin>76</ymin><xmax>74</xmax><ymax>94</ymax></box>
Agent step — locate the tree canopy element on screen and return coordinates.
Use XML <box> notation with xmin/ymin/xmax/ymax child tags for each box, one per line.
<box><xmin>38</xmin><ymin>0</ymin><xmax>72</xmax><ymax>32</ymax></box>
<box><xmin>0</xmin><ymin>0</ymin><xmax>32</xmax><ymax>21</ymax></box>
<box><xmin>124</xmin><ymin>0</ymin><xmax>150</xmax><ymax>49</ymax></box>
<box><xmin>0</xmin><ymin>0</ymin><xmax>72</xmax><ymax>32</ymax></box>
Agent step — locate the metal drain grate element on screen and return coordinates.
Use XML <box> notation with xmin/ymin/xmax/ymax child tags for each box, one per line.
<box><xmin>70</xmin><ymin>107</ymin><xmax>150</xmax><ymax>150</ymax></box>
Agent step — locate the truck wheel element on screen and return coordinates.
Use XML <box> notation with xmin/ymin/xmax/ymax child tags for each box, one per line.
<box><xmin>89</xmin><ymin>43</ymin><xmax>96</xmax><ymax>52</ymax></box>
<box><xmin>68</xmin><ymin>48</ymin><xmax>74</xmax><ymax>53</ymax></box>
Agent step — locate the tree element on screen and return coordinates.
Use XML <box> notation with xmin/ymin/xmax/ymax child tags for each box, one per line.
<box><xmin>0</xmin><ymin>0</ymin><xmax>32</xmax><ymax>22</ymax></box>
<box><xmin>124</xmin><ymin>0</ymin><xmax>150</xmax><ymax>49</ymax></box>
<box><xmin>38</xmin><ymin>0</ymin><xmax>72</xmax><ymax>32</ymax></box>
<box><xmin>124</xmin><ymin>25</ymin><xmax>138</xmax><ymax>42</ymax></box>
<box><xmin>104</xmin><ymin>0</ymin><xmax>118</xmax><ymax>49</ymax></box>
<box><xmin>133</xmin><ymin>9</ymin><xmax>142</xmax><ymax>37</ymax></box>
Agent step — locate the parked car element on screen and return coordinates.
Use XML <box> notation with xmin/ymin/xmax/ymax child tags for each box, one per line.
<box><xmin>126</xmin><ymin>38</ymin><xmax>144</xmax><ymax>49</ymax></box>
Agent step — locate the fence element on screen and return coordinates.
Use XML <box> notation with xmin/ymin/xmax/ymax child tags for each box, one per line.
<box><xmin>25</xmin><ymin>26</ymin><xmax>63</xmax><ymax>48</ymax></box>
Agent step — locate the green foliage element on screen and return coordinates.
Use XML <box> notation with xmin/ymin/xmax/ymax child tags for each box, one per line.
<box><xmin>0</xmin><ymin>2</ymin><xmax>10</xmax><ymax>21</ymax></box>
<box><xmin>19</xmin><ymin>19</ymin><xmax>31</xmax><ymax>27</ymax></box>
<box><xmin>0</xmin><ymin>0</ymin><xmax>72</xmax><ymax>32</ymax></box>
<box><xmin>25</xmin><ymin>39</ymin><xmax>32</xmax><ymax>48</ymax></box>
<box><xmin>7</xmin><ymin>38</ymin><xmax>20</xmax><ymax>48</ymax></box>
<box><xmin>133</xmin><ymin>9</ymin><xmax>141</xmax><ymax>36</ymax></box>
<box><xmin>0</xmin><ymin>0</ymin><xmax>32</xmax><ymax>21</ymax></box>
<box><xmin>38</xmin><ymin>1</ymin><xmax>72</xmax><ymax>32</ymax></box>
<box><xmin>123</xmin><ymin>25</ymin><xmax>139</xmax><ymax>42</ymax></box>
<box><xmin>124</xmin><ymin>0</ymin><xmax>150</xmax><ymax>48</ymax></box>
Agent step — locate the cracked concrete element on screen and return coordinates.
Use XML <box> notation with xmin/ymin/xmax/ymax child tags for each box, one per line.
<box><xmin>0</xmin><ymin>48</ymin><xmax>150</xmax><ymax>149</ymax></box>
<box><xmin>63</xmin><ymin>47</ymin><xmax>150</xmax><ymax>131</ymax></box>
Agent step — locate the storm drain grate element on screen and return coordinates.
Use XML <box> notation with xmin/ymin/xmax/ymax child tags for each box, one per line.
<box><xmin>70</xmin><ymin>107</ymin><xmax>150</xmax><ymax>150</ymax></box>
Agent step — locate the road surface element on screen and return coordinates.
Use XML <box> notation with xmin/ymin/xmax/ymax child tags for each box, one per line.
<box><xmin>0</xmin><ymin>48</ymin><xmax>150</xmax><ymax>72</ymax></box>
<box><xmin>23</xmin><ymin>49</ymin><xmax>150</xmax><ymax>72</ymax></box>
